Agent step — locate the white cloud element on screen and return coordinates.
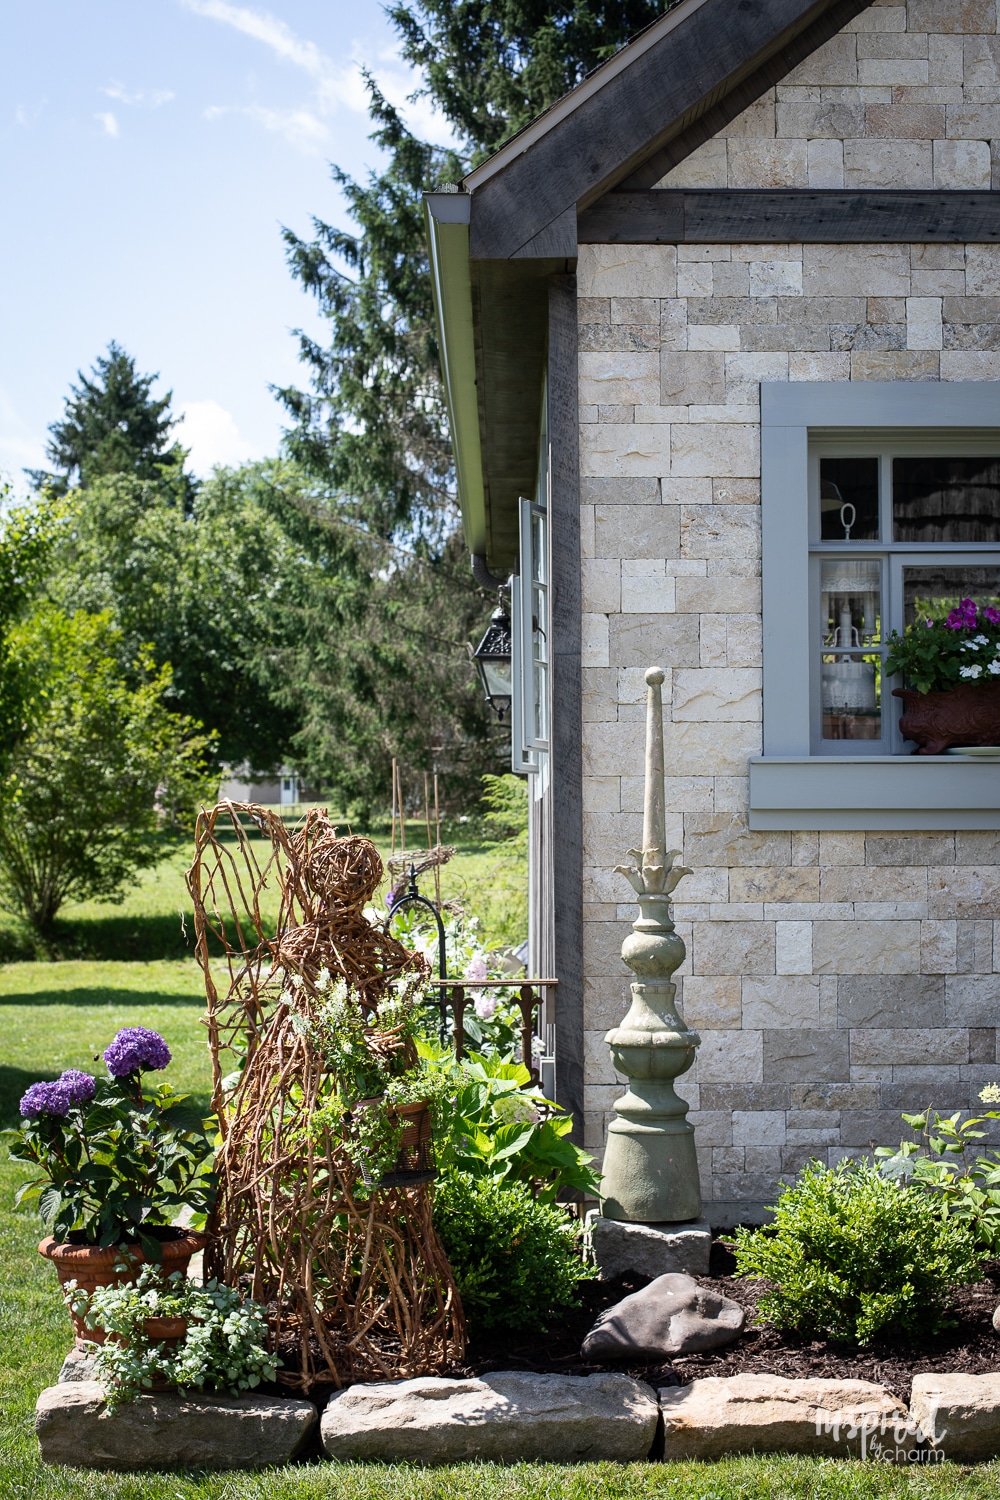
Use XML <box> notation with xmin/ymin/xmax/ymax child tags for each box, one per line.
<box><xmin>103</xmin><ymin>81</ymin><xmax>175</xmax><ymax>108</ymax></box>
<box><xmin>0</xmin><ymin>388</ymin><xmax>46</xmax><ymax>496</ymax></box>
<box><xmin>204</xmin><ymin>103</ymin><xmax>331</xmax><ymax>153</ymax></box>
<box><xmin>180</xmin><ymin>0</ymin><xmax>364</xmax><ymax>112</ymax></box>
<box><xmin>177</xmin><ymin>400</ymin><xmax>269</xmax><ymax>474</ymax></box>
<box><xmin>95</xmin><ymin>111</ymin><xmax>119</xmax><ymax>137</ymax></box>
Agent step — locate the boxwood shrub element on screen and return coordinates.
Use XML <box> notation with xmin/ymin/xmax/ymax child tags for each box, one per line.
<box><xmin>733</xmin><ymin>1158</ymin><xmax>983</xmax><ymax>1346</ymax></box>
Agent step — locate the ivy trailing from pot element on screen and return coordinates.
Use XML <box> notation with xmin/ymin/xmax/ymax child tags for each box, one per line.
<box><xmin>65</xmin><ymin>1266</ymin><xmax>277</xmax><ymax>1408</ymax></box>
<box><xmin>885</xmin><ymin>597</ymin><xmax>1000</xmax><ymax>753</ymax></box>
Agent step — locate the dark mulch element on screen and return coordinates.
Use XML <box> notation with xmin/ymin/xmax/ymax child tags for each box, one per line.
<box><xmin>457</xmin><ymin>1241</ymin><xmax>1000</xmax><ymax>1405</ymax></box>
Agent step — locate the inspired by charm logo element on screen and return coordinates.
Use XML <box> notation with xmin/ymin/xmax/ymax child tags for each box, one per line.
<box><xmin>815</xmin><ymin>1402</ymin><xmax>947</xmax><ymax>1463</ymax></box>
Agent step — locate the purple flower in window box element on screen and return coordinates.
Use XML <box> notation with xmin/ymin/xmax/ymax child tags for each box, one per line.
<box><xmin>103</xmin><ymin>1027</ymin><xmax>172</xmax><ymax>1078</ymax></box>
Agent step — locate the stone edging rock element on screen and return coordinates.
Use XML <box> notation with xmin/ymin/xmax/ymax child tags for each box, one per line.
<box><xmin>34</xmin><ymin>1370</ymin><xmax>1000</xmax><ymax>1468</ymax></box>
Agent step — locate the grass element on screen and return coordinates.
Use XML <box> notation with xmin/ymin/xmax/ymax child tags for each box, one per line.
<box><xmin>2</xmin><ymin>830</ymin><xmax>997</xmax><ymax>1492</ymax></box>
<box><xmin>0</xmin><ymin>817</ymin><xmax>527</xmax><ymax>963</ymax></box>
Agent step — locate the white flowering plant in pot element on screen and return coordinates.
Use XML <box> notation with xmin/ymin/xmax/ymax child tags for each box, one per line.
<box><xmin>65</xmin><ymin>1265</ymin><xmax>277</xmax><ymax>1407</ymax></box>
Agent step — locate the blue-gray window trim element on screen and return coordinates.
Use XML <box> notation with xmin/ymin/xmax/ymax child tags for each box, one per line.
<box><xmin>753</xmin><ymin>381</ymin><xmax>1000</xmax><ymax>831</ymax></box>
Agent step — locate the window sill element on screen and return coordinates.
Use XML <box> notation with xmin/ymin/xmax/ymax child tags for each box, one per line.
<box><xmin>749</xmin><ymin>756</ymin><xmax>1000</xmax><ymax>831</ymax></box>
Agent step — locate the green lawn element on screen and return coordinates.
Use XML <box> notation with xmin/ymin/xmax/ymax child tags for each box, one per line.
<box><xmin>1</xmin><ymin>843</ymin><xmax>997</xmax><ymax>1493</ymax></box>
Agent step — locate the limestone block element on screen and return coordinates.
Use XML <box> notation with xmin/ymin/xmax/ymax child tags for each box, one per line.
<box><xmin>789</xmin><ymin>350</ymin><xmax>850</xmax><ymax>379</ymax></box>
<box><xmin>941</xmin><ymin>351</ymin><xmax>1000</xmax><ymax>379</ymax></box>
<box><xmin>812</xmin><ymin>921</ymin><xmax>921</xmax><ymax>975</ymax></box>
<box><xmin>857</xmin><ymin>58</ymin><xmax>930</xmax><ymax>87</ymax></box>
<box><xmin>929</xmin><ymin>31</ymin><xmax>965</xmax><ymax>86</ymax></box>
<box><xmin>964</xmin><ymin>34</ymin><xmax>1000</xmax><ymax>99</ymax></box>
<box><xmin>928</xmin><ymin>865</ymin><xmax>1000</xmax><ymax>919</ymax></box>
<box><xmin>580</xmin><ymin>424</ymin><xmax>671</xmax><ymax>478</ymax></box>
<box><xmin>837</xmin><ymin>974</ymin><xmax>945</xmax><ymax>1028</ymax></box>
<box><xmin>691</xmin><ymin>921</ymin><xmax>774</xmax><ymax>978</ymax></box>
<box><xmin>921</xmin><ymin>920</ymin><xmax>959</xmax><ymax>974</ymax></box>
<box><xmin>808</xmin><ymin>139</ymin><xmax>845</xmax><ymax>187</ymax></box>
<box><xmin>727</xmin><ymin>95</ymin><xmax>776</xmax><ymax>138</ymax></box>
<box><xmin>590</xmin><ymin>1219</ymin><xmax>711</xmax><ymax>1281</ymax></box>
<box><xmin>762</xmin><ymin>1029</ymin><xmax>850</xmax><ymax>1084</ymax></box>
<box><xmin>321</xmin><ymin>1373</ymin><xmax>659</xmax><ymax>1463</ymax></box>
<box><xmin>728</xmin><ymin>141</ymin><xmax>808</xmax><ymax>188</ymax></box>
<box><xmin>661</xmin><ymin>138</ymin><xmax>728</xmax><ymax>189</ymax></box>
<box><xmin>729</xmin><ymin>868</ymin><xmax>818</xmax><ymax>904</ymax></box>
<box><xmin>609</xmin><ymin>612</ymin><xmax>700</xmax><ymax>670</ymax></box>
<box><xmin>845</xmin><ymin>5</ymin><xmax>905</xmax><ymax>30</ymax></box>
<box><xmin>945</xmin><ymin>974</ymin><xmax>1000</xmax><ymax>1026</ymax></box>
<box><xmin>661</xmin><ymin>298</ymin><xmax>689</xmax><ymax>350</ymax></box>
<box><xmin>776</xmin><ymin>101</ymin><xmax>864</xmax><ymax>137</ymax></box>
<box><xmin>681</xmin><ymin>976</ymin><xmax>742</xmax><ymax>1030</ymax></box>
<box><xmin>775</xmin><ymin>921</ymin><xmax>813</xmax><ymax>976</ymax></box>
<box><xmin>687</xmin><ymin>324</ymin><xmax>742</xmax><ymax>352</ymax></box>
<box><xmin>696</xmin><ymin>1029</ymin><xmax>763</xmax><ymax>1083</ymax></box>
<box><xmin>577</xmin><ymin>245</ymin><xmax>677</xmax><ymax>300</ymax></box>
<box><xmin>585</xmin><ymin>1027</ymin><xmax>625</xmax><ymax>1086</ymax></box>
<box><xmin>866</xmin><ymin>832</ymin><xmax>955</xmax><ymax>865</ymax></box>
<box><xmin>582</xmin><ymin>612</ymin><xmax>610</xmax><ymax>669</ymax></box>
<box><xmin>732</xmin><ymin>1109</ymin><xmax>786</xmax><ymax>1146</ymax></box>
<box><xmin>742</xmin><ymin>976</ymin><xmax>821</xmax><ymax>1029</ymax></box>
<box><xmin>34</xmin><ymin>1383</ymin><xmax>317</xmax><ymax>1470</ymax></box>
<box><xmin>906</xmin><ymin>296</ymin><xmax>944</xmax><ymax>349</ymax></box>
<box><xmin>910</xmin><ymin>1373</ymin><xmax>1000</xmax><ymax>1462</ymax></box>
<box><xmin>966</xmin><ymin>245</ymin><xmax>1000</xmax><ymax>297</ymax></box>
<box><xmin>803</xmin><ymin>244</ymin><xmax>909</xmax><ymax>297</ymax></box>
<box><xmin>662</xmin><ymin>721</ymin><xmax>762</xmax><ymax>777</ymax></box>
<box><xmin>677</xmin><ymin>261</ymin><xmax>714</xmax><ymax>298</ymax></box>
<box><xmin>581</xmin><ymin>560</ymin><xmax>621</xmax><ymax>616</ymax></box>
<box><xmin>582</xmin><ymin>1273</ymin><xmax>742</xmax><ymax>1359</ymax></box>
<box><xmin>907</xmin><ymin>0</ymin><xmax>996</xmax><ymax>32</ymax></box>
<box><xmin>865</xmin><ymin>100</ymin><xmax>939</xmax><ymax>134</ymax></box>
<box><xmin>844</xmin><ymin>138</ymin><xmax>932</xmax><ymax>185</ymax></box>
<box><xmin>674</xmin><ymin>578</ymin><xmax>761</xmax><ymax>616</ymax></box>
<box><xmin>849</xmin><ymin>1027</ymin><xmax>969</xmax><ymax>1067</ymax></box>
<box><xmin>679</xmin><ymin>504</ymin><xmax>760</xmax><ymax>560</ymax></box>
<box><xmin>659</xmin><ymin>1375</ymin><xmax>906</xmax><ymax>1460</ymax></box>
<box><xmin>784</xmin><ymin>34</ymin><xmax>859</xmax><ymax>87</ymax></box>
<box><xmin>934</xmin><ymin>139</ymin><xmax>992</xmax><ymax>188</ymax></box>
<box><xmin>660</xmin><ymin>350</ymin><xmax>726</xmax><ymax>406</ymax></box>
<box><xmin>594</xmin><ymin>503</ymin><xmax>681</xmax><ymax>562</ymax></box>
<box><xmin>579</xmin><ymin>352</ymin><xmax>660</xmax><ymax>408</ymax></box>
<box><xmin>671</xmin><ymin>667</ymin><xmax>761</xmax><ymax>723</ymax></box>
<box><xmin>582</xmin><ymin>475</ymin><xmax>661</xmax><ymax>505</ymax></box>
<box><xmin>820</xmin><ymin>865</ymin><xmax>927</xmax><ymax>904</ymax></box>
<box><xmin>620</xmin><ymin>560</ymin><xmax>675</xmax><ymax>614</ymax></box>
<box><xmin>748</xmin><ymin>260</ymin><xmax>803</xmax><ymax>298</ymax></box>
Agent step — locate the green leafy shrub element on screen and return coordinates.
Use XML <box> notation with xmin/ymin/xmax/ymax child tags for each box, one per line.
<box><xmin>66</xmin><ymin>1265</ymin><xmax>276</xmax><ymax>1407</ymax></box>
<box><xmin>733</xmin><ymin>1159</ymin><xmax>983</xmax><ymax>1346</ymax></box>
<box><xmin>876</xmin><ymin>1086</ymin><xmax>1000</xmax><ymax>1252</ymax></box>
<box><xmin>420</xmin><ymin>1047</ymin><xmax>600</xmax><ymax>1202</ymax></box>
<box><xmin>433</xmin><ymin>1171</ymin><xmax>592</xmax><ymax>1332</ymax></box>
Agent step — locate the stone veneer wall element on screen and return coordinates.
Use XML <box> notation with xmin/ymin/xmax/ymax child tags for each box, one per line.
<box><xmin>579</xmin><ymin>0</ymin><xmax>1000</xmax><ymax>1222</ymax></box>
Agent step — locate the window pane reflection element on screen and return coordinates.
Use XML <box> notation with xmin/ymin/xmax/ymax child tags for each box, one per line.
<box><xmin>821</xmin><ymin>654</ymin><xmax>881</xmax><ymax>740</ymax></box>
<box><xmin>821</xmin><ymin>457</ymin><xmax>879</xmax><ymax>541</ymax></box>
<box><xmin>821</xmin><ymin>560</ymin><xmax>881</xmax><ymax>647</ymax></box>
<box><xmin>821</xmin><ymin>560</ymin><xmax>881</xmax><ymax>740</ymax></box>
<box><xmin>903</xmin><ymin>565</ymin><xmax>1000</xmax><ymax>629</ymax></box>
<box><xmin>893</xmin><ymin>456</ymin><xmax>1000</xmax><ymax>543</ymax></box>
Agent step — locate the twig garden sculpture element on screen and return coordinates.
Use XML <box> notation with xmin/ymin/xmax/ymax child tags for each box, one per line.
<box><xmin>186</xmin><ymin>802</ymin><xmax>464</xmax><ymax>1392</ymax></box>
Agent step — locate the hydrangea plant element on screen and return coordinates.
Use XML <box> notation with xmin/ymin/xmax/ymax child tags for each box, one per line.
<box><xmin>4</xmin><ymin>1028</ymin><xmax>216</xmax><ymax>1257</ymax></box>
<box><xmin>886</xmin><ymin>597</ymin><xmax>1000</xmax><ymax>694</ymax></box>
<box><xmin>66</xmin><ymin>1265</ymin><xmax>277</xmax><ymax>1407</ymax></box>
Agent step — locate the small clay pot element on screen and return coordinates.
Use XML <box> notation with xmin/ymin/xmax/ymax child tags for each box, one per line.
<box><xmin>39</xmin><ymin>1231</ymin><xmax>206</xmax><ymax>1346</ymax></box>
<box><xmin>893</xmin><ymin>681</ymin><xmax>1000</xmax><ymax>754</ymax></box>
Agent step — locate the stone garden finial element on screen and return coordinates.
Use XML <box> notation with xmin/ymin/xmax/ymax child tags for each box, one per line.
<box><xmin>600</xmin><ymin>667</ymin><xmax>702</xmax><ymax>1224</ymax></box>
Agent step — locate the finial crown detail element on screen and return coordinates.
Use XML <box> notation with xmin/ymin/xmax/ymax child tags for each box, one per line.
<box><xmin>615</xmin><ymin>846</ymin><xmax>691</xmax><ymax>897</ymax></box>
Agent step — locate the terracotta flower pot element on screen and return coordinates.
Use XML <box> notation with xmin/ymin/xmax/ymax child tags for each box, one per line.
<box><xmin>353</xmin><ymin>1097</ymin><xmax>435</xmax><ymax>1187</ymax></box>
<box><xmin>893</xmin><ymin>681</ymin><xmax>1000</xmax><ymax>754</ymax></box>
<box><xmin>39</xmin><ymin>1231</ymin><xmax>207</xmax><ymax>1346</ymax></box>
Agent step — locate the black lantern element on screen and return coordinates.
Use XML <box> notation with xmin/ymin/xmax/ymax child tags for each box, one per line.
<box><xmin>472</xmin><ymin>601</ymin><xmax>513</xmax><ymax>720</ymax></box>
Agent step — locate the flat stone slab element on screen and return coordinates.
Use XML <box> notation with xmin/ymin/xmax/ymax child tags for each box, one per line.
<box><xmin>58</xmin><ymin>1350</ymin><xmax>97</xmax><ymax>1383</ymax></box>
<box><xmin>659</xmin><ymin>1376</ymin><xmax>907</xmax><ymax>1460</ymax></box>
<box><xmin>590</xmin><ymin>1215</ymin><xmax>711</xmax><ymax>1280</ymax></box>
<box><xmin>911</xmin><ymin>1373</ymin><xmax>1000</xmax><ymax>1462</ymax></box>
<box><xmin>36</xmin><ymin>1381</ymin><xmax>317</xmax><ymax>1470</ymax></box>
<box><xmin>321</xmin><ymin>1372</ymin><xmax>658</xmax><ymax>1462</ymax></box>
<box><xmin>583</xmin><ymin>1273</ymin><xmax>744</xmax><ymax>1359</ymax></box>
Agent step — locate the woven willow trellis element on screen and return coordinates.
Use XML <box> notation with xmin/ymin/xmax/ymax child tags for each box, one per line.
<box><xmin>186</xmin><ymin>801</ymin><xmax>465</xmax><ymax>1392</ymax></box>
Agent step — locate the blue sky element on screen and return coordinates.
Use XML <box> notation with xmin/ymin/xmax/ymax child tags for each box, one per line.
<box><xmin>0</xmin><ymin>0</ymin><xmax>450</xmax><ymax>490</ymax></box>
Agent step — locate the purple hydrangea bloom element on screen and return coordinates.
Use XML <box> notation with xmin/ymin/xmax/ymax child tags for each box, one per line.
<box><xmin>19</xmin><ymin>1080</ymin><xmax>71</xmax><ymax>1119</ymax></box>
<box><xmin>58</xmin><ymin>1069</ymin><xmax>96</xmax><ymax>1105</ymax></box>
<box><xmin>103</xmin><ymin>1027</ymin><xmax>171</xmax><ymax>1077</ymax></box>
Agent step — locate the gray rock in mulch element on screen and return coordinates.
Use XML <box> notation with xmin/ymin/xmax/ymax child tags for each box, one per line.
<box><xmin>320</xmin><ymin>1371</ymin><xmax>658</xmax><ymax>1463</ymax></box>
<box><xmin>992</xmin><ymin>1304</ymin><xmax>1000</xmax><ymax>1335</ymax></box>
<box><xmin>658</xmin><ymin>1375</ymin><xmax>908</xmax><ymax>1461</ymax></box>
<box><xmin>35</xmin><ymin>1381</ymin><xmax>317</xmax><ymax>1470</ymax></box>
<box><xmin>910</xmin><ymin>1373</ymin><xmax>1000</xmax><ymax>1462</ymax></box>
<box><xmin>582</xmin><ymin>1272</ymin><xmax>744</xmax><ymax>1360</ymax></box>
<box><xmin>590</xmin><ymin>1216</ymin><xmax>711</xmax><ymax>1280</ymax></box>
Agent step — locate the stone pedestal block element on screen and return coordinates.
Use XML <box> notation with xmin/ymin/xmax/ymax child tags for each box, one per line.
<box><xmin>35</xmin><ymin>1382</ymin><xmax>317</xmax><ymax>1470</ymax></box>
<box><xmin>320</xmin><ymin>1372</ymin><xmax>659</xmax><ymax>1463</ymax></box>
<box><xmin>910</xmin><ymin>1373</ymin><xmax>1000</xmax><ymax>1462</ymax></box>
<box><xmin>590</xmin><ymin>1212</ymin><xmax>711</xmax><ymax>1279</ymax></box>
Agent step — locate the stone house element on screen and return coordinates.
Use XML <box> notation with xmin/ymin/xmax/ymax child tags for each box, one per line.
<box><xmin>427</xmin><ymin>0</ymin><xmax>1000</xmax><ymax>1222</ymax></box>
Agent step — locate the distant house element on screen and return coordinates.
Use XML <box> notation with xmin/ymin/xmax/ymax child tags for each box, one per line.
<box><xmin>429</xmin><ymin>0</ymin><xmax>1000</xmax><ymax>1223</ymax></box>
<box><xmin>218</xmin><ymin>767</ymin><xmax>303</xmax><ymax>808</ymax></box>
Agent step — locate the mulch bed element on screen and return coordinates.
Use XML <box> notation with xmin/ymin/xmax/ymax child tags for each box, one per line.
<box><xmin>457</xmin><ymin>1241</ymin><xmax>1000</xmax><ymax>1405</ymax></box>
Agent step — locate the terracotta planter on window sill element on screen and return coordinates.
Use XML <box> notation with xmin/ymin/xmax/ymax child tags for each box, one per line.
<box><xmin>893</xmin><ymin>682</ymin><xmax>1000</xmax><ymax>755</ymax></box>
<box><xmin>39</xmin><ymin>1229</ymin><xmax>207</xmax><ymax>1346</ymax></box>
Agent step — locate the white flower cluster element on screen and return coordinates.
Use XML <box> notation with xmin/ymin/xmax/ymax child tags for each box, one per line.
<box><xmin>959</xmin><ymin>635</ymin><xmax>1000</xmax><ymax>679</ymax></box>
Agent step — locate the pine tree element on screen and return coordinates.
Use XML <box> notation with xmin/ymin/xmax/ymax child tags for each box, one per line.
<box><xmin>29</xmin><ymin>341</ymin><xmax>191</xmax><ymax>500</ymax></box>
